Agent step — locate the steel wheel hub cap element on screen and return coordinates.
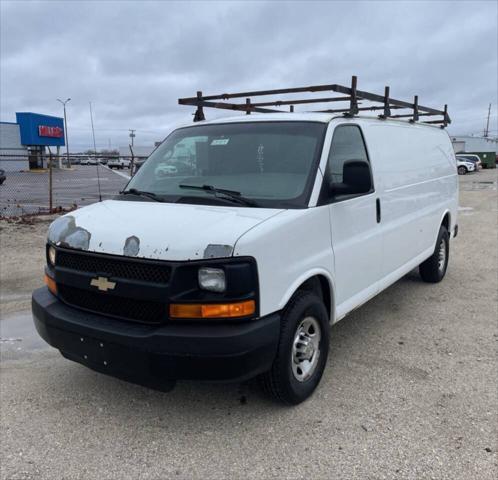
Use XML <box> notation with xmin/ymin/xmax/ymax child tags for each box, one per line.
<box><xmin>291</xmin><ymin>316</ymin><xmax>321</xmax><ymax>382</ymax></box>
<box><xmin>438</xmin><ymin>239</ymin><xmax>446</xmax><ymax>271</ymax></box>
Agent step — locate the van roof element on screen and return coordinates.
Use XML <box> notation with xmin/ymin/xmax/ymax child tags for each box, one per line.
<box><xmin>200</xmin><ymin>112</ymin><xmax>335</xmax><ymax>124</ymax></box>
<box><xmin>179</xmin><ymin>112</ymin><xmax>446</xmax><ymax>131</ymax></box>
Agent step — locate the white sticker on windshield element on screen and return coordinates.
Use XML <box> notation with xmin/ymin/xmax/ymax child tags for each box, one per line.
<box><xmin>211</xmin><ymin>138</ymin><xmax>230</xmax><ymax>146</ymax></box>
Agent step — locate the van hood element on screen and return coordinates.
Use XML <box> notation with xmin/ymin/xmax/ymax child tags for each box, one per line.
<box><xmin>47</xmin><ymin>200</ymin><xmax>284</xmax><ymax>261</ymax></box>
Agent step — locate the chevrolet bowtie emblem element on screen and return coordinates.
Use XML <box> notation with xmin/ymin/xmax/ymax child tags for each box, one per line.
<box><xmin>90</xmin><ymin>276</ymin><xmax>116</xmax><ymax>292</ymax></box>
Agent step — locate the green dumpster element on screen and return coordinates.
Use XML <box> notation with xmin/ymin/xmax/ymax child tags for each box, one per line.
<box><xmin>466</xmin><ymin>151</ymin><xmax>496</xmax><ymax>169</ymax></box>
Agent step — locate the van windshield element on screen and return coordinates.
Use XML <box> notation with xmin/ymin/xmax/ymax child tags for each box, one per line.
<box><xmin>123</xmin><ymin>121</ymin><xmax>326</xmax><ymax>208</ymax></box>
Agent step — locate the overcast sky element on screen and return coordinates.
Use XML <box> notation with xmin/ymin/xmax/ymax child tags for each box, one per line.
<box><xmin>1</xmin><ymin>0</ymin><xmax>497</xmax><ymax>151</ymax></box>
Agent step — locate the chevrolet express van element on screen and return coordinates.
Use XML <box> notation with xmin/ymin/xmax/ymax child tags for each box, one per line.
<box><xmin>33</xmin><ymin>112</ymin><xmax>458</xmax><ymax>404</ymax></box>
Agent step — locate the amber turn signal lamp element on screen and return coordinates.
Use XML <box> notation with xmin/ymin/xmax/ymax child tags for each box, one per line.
<box><xmin>170</xmin><ymin>300</ymin><xmax>255</xmax><ymax>319</ymax></box>
<box><xmin>44</xmin><ymin>274</ymin><xmax>57</xmax><ymax>295</ymax></box>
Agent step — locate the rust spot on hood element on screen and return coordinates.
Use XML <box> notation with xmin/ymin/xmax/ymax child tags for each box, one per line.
<box><xmin>47</xmin><ymin>215</ymin><xmax>91</xmax><ymax>250</ymax></box>
<box><xmin>123</xmin><ymin>235</ymin><xmax>140</xmax><ymax>257</ymax></box>
<box><xmin>203</xmin><ymin>244</ymin><xmax>233</xmax><ymax>259</ymax></box>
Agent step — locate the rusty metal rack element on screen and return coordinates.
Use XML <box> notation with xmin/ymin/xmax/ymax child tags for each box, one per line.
<box><xmin>178</xmin><ymin>75</ymin><xmax>450</xmax><ymax>127</ymax></box>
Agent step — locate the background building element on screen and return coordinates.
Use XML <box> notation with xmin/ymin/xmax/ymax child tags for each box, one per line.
<box><xmin>451</xmin><ymin>135</ymin><xmax>497</xmax><ymax>168</ymax></box>
<box><xmin>0</xmin><ymin>112</ymin><xmax>65</xmax><ymax>171</ymax></box>
<box><xmin>0</xmin><ymin>121</ymin><xmax>28</xmax><ymax>171</ymax></box>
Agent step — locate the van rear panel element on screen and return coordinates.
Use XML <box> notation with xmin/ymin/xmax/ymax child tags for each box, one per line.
<box><xmin>362</xmin><ymin>121</ymin><xmax>458</xmax><ymax>278</ymax></box>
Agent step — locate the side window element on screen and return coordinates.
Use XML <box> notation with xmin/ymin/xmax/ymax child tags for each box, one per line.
<box><xmin>322</xmin><ymin>125</ymin><xmax>372</xmax><ymax>202</ymax></box>
<box><xmin>327</xmin><ymin>125</ymin><xmax>369</xmax><ymax>183</ymax></box>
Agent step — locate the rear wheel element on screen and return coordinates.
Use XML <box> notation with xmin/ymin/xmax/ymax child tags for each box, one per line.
<box><xmin>260</xmin><ymin>291</ymin><xmax>329</xmax><ymax>405</ymax></box>
<box><xmin>458</xmin><ymin>166</ymin><xmax>467</xmax><ymax>175</ymax></box>
<box><xmin>419</xmin><ymin>225</ymin><xmax>449</xmax><ymax>283</ymax></box>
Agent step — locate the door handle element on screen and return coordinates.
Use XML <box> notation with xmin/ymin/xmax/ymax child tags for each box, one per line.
<box><xmin>376</xmin><ymin>198</ymin><xmax>381</xmax><ymax>223</ymax></box>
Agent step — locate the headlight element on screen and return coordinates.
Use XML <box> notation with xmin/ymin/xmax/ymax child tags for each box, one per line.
<box><xmin>198</xmin><ymin>267</ymin><xmax>226</xmax><ymax>292</ymax></box>
<box><xmin>48</xmin><ymin>245</ymin><xmax>56</xmax><ymax>266</ymax></box>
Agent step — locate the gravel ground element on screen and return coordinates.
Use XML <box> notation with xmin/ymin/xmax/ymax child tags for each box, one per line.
<box><xmin>0</xmin><ymin>216</ymin><xmax>54</xmax><ymax>315</ymax></box>
<box><xmin>0</xmin><ymin>169</ymin><xmax>497</xmax><ymax>480</ymax></box>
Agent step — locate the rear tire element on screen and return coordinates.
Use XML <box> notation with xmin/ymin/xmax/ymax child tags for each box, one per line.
<box><xmin>419</xmin><ymin>225</ymin><xmax>449</xmax><ymax>283</ymax></box>
<box><xmin>458</xmin><ymin>166</ymin><xmax>467</xmax><ymax>175</ymax></box>
<box><xmin>260</xmin><ymin>291</ymin><xmax>329</xmax><ymax>405</ymax></box>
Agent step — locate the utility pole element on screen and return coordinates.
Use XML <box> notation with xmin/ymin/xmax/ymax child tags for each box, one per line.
<box><xmin>57</xmin><ymin>98</ymin><xmax>71</xmax><ymax>167</ymax></box>
<box><xmin>89</xmin><ymin>102</ymin><xmax>102</xmax><ymax>202</ymax></box>
<box><xmin>484</xmin><ymin>103</ymin><xmax>491</xmax><ymax>137</ymax></box>
<box><xmin>129</xmin><ymin>129</ymin><xmax>136</xmax><ymax>147</ymax></box>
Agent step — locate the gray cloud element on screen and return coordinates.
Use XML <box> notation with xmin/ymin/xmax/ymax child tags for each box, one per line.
<box><xmin>1</xmin><ymin>0</ymin><xmax>496</xmax><ymax>151</ymax></box>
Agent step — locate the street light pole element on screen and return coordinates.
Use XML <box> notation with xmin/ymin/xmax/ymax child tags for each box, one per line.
<box><xmin>57</xmin><ymin>98</ymin><xmax>71</xmax><ymax>167</ymax></box>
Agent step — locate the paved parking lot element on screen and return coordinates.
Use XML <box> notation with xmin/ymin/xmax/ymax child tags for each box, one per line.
<box><xmin>0</xmin><ymin>170</ymin><xmax>496</xmax><ymax>480</ymax></box>
<box><xmin>0</xmin><ymin>166</ymin><xmax>130</xmax><ymax>217</ymax></box>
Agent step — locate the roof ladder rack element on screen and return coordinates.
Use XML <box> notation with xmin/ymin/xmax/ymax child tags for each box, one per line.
<box><xmin>178</xmin><ymin>76</ymin><xmax>451</xmax><ymax>128</ymax></box>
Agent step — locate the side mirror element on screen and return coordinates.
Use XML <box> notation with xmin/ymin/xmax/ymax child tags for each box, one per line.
<box><xmin>330</xmin><ymin>159</ymin><xmax>372</xmax><ymax>196</ymax></box>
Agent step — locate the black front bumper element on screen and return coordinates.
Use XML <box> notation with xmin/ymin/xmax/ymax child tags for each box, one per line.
<box><xmin>32</xmin><ymin>287</ymin><xmax>280</xmax><ymax>390</ymax></box>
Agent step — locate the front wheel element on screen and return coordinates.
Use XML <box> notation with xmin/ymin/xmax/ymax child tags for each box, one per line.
<box><xmin>419</xmin><ymin>225</ymin><xmax>449</xmax><ymax>283</ymax></box>
<box><xmin>260</xmin><ymin>291</ymin><xmax>329</xmax><ymax>404</ymax></box>
<box><xmin>458</xmin><ymin>166</ymin><xmax>467</xmax><ymax>175</ymax></box>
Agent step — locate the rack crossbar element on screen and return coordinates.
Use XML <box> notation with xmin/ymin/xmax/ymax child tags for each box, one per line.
<box><xmin>178</xmin><ymin>76</ymin><xmax>450</xmax><ymax>127</ymax></box>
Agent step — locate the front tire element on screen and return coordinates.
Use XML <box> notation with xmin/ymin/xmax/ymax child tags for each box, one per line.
<box><xmin>458</xmin><ymin>166</ymin><xmax>467</xmax><ymax>175</ymax></box>
<box><xmin>260</xmin><ymin>291</ymin><xmax>329</xmax><ymax>405</ymax></box>
<box><xmin>419</xmin><ymin>225</ymin><xmax>449</xmax><ymax>283</ymax></box>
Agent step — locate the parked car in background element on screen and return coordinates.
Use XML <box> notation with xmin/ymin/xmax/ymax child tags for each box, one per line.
<box><xmin>0</xmin><ymin>168</ymin><xmax>6</xmax><ymax>185</ymax></box>
<box><xmin>80</xmin><ymin>156</ymin><xmax>99</xmax><ymax>165</ymax></box>
<box><xmin>457</xmin><ymin>154</ymin><xmax>482</xmax><ymax>170</ymax></box>
<box><xmin>456</xmin><ymin>157</ymin><xmax>476</xmax><ymax>175</ymax></box>
<box><xmin>154</xmin><ymin>163</ymin><xmax>178</xmax><ymax>177</ymax></box>
<box><xmin>108</xmin><ymin>158</ymin><xmax>130</xmax><ymax>169</ymax></box>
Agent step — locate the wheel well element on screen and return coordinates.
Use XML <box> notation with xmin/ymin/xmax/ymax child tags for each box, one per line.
<box><xmin>295</xmin><ymin>275</ymin><xmax>332</xmax><ymax>320</ymax></box>
<box><xmin>442</xmin><ymin>212</ymin><xmax>450</xmax><ymax>232</ymax></box>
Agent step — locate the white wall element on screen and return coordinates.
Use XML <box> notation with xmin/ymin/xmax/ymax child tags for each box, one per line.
<box><xmin>0</xmin><ymin>123</ymin><xmax>29</xmax><ymax>171</ymax></box>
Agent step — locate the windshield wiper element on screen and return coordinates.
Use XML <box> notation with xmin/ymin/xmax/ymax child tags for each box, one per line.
<box><xmin>119</xmin><ymin>188</ymin><xmax>164</xmax><ymax>202</ymax></box>
<box><xmin>179</xmin><ymin>184</ymin><xmax>258</xmax><ymax>207</ymax></box>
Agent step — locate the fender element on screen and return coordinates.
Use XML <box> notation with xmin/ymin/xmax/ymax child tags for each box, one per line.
<box><xmin>436</xmin><ymin>208</ymin><xmax>452</xmax><ymax>244</ymax></box>
<box><xmin>277</xmin><ymin>267</ymin><xmax>337</xmax><ymax>324</ymax></box>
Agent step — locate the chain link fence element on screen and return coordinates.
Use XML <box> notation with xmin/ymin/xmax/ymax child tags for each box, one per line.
<box><xmin>0</xmin><ymin>154</ymin><xmax>142</xmax><ymax>218</ymax></box>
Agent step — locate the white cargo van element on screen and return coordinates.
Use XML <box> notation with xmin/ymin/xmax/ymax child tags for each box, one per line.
<box><xmin>33</xmin><ymin>80</ymin><xmax>458</xmax><ymax>404</ymax></box>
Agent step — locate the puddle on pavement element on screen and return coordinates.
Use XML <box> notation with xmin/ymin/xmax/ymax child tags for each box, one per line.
<box><xmin>0</xmin><ymin>310</ymin><xmax>49</xmax><ymax>358</ymax></box>
<box><xmin>458</xmin><ymin>206</ymin><xmax>474</xmax><ymax>215</ymax></box>
<box><xmin>461</xmin><ymin>181</ymin><xmax>497</xmax><ymax>191</ymax></box>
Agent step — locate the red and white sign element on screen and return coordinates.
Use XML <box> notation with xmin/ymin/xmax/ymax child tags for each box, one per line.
<box><xmin>38</xmin><ymin>125</ymin><xmax>64</xmax><ymax>138</ymax></box>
